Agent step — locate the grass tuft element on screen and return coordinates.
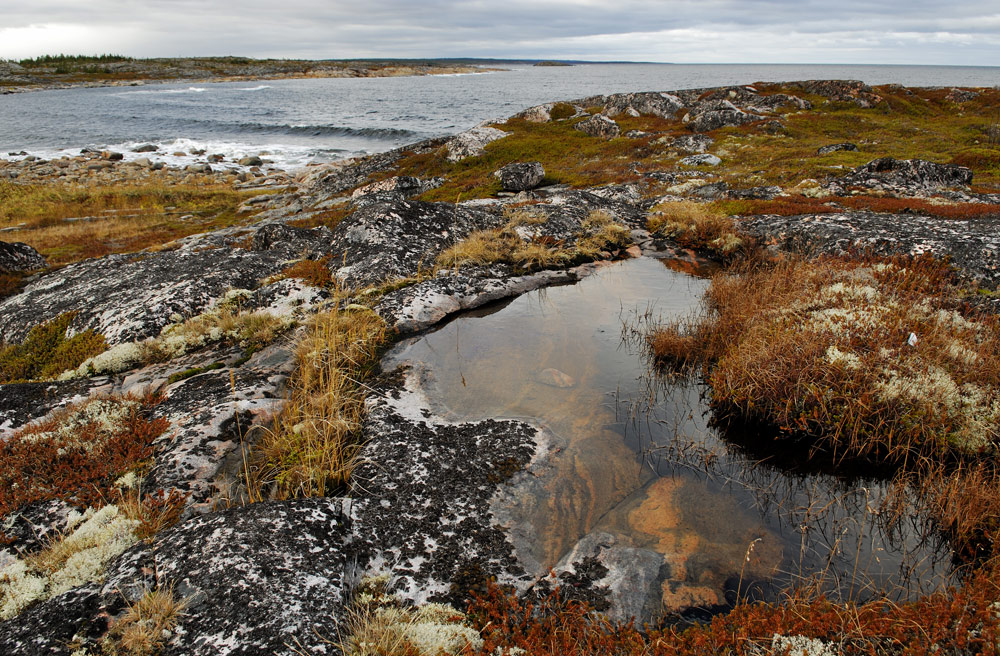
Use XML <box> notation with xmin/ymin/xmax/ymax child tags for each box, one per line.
<box><xmin>247</xmin><ymin>307</ymin><xmax>387</xmax><ymax>499</ymax></box>
<box><xmin>102</xmin><ymin>585</ymin><xmax>188</xmax><ymax>656</ymax></box>
<box><xmin>647</xmin><ymin>200</ymin><xmax>744</xmax><ymax>257</ymax></box>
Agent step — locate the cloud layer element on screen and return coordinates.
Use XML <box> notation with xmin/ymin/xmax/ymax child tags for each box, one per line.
<box><xmin>2</xmin><ymin>1</ymin><xmax>998</xmax><ymax>65</ymax></box>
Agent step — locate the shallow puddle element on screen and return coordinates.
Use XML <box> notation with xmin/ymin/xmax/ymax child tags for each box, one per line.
<box><xmin>383</xmin><ymin>257</ymin><xmax>954</xmax><ymax>619</ymax></box>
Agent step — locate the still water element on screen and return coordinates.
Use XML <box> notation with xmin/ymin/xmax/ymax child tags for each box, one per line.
<box><xmin>384</xmin><ymin>257</ymin><xmax>954</xmax><ymax>618</ymax></box>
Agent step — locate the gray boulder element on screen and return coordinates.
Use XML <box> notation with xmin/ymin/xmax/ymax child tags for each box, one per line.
<box><xmin>685</xmin><ymin>100</ymin><xmax>765</xmax><ymax>132</ymax></box>
<box><xmin>446</xmin><ymin>126</ymin><xmax>509</xmax><ymax>162</ymax></box>
<box><xmin>131</xmin><ymin>144</ymin><xmax>158</xmax><ymax>153</ymax></box>
<box><xmin>663</xmin><ymin>134</ymin><xmax>714</xmax><ymax>154</ymax></box>
<box><xmin>495</xmin><ymin>161</ymin><xmax>545</xmax><ymax>191</ymax></box>
<box><xmin>0</xmin><ymin>240</ymin><xmax>46</xmax><ymax>273</ymax></box>
<box><xmin>575</xmin><ymin>114</ymin><xmax>620</xmax><ymax>139</ymax></box>
<box><xmin>817</xmin><ymin>143</ymin><xmax>859</xmax><ymax>155</ymax></box>
<box><xmin>238</xmin><ymin>155</ymin><xmax>263</xmax><ymax>166</ymax></box>
<box><xmin>841</xmin><ymin>157</ymin><xmax>973</xmax><ymax>191</ymax></box>
<box><xmin>787</xmin><ymin>80</ymin><xmax>882</xmax><ymax>108</ymax></box>
<box><xmin>602</xmin><ymin>92</ymin><xmax>683</xmax><ymax>119</ymax></box>
<box><xmin>351</xmin><ymin>175</ymin><xmax>442</xmax><ymax>199</ymax></box>
<box><xmin>679</xmin><ymin>154</ymin><xmax>721</xmax><ymax>167</ymax></box>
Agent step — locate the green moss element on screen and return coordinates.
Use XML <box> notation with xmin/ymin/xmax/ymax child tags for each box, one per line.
<box><xmin>0</xmin><ymin>313</ymin><xmax>107</xmax><ymax>383</ymax></box>
<box><xmin>166</xmin><ymin>362</ymin><xmax>225</xmax><ymax>384</ymax></box>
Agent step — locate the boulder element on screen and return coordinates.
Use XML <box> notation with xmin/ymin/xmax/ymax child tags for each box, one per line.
<box><xmin>817</xmin><ymin>143</ymin><xmax>858</xmax><ymax>155</ymax></box>
<box><xmin>684</xmin><ymin>100</ymin><xmax>765</xmax><ymax>132</ymax></box>
<box><xmin>575</xmin><ymin>114</ymin><xmax>620</xmax><ymax>139</ymax></box>
<box><xmin>0</xmin><ymin>240</ymin><xmax>46</xmax><ymax>273</ymax></box>
<box><xmin>445</xmin><ymin>126</ymin><xmax>509</xmax><ymax>162</ymax></box>
<box><xmin>351</xmin><ymin>175</ymin><xmax>442</xmax><ymax>199</ymax></box>
<box><xmin>663</xmin><ymin>134</ymin><xmax>714</xmax><ymax>154</ymax></box>
<box><xmin>787</xmin><ymin>80</ymin><xmax>882</xmax><ymax>108</ymax></box>
<box><xmin>131</xmin><ymin>144</ymin><xmax>158</xmax><ymax>153</ymax></box>
<box><xmin>515</xmin><ymin>103</ymin><xmax>555</xmax><ymax>123</ymax></box>
<box><xmin>679</xmin><ymin>154</ymin><xmax>721</xmax><ymax>167</ymax></box>
<box><xmin>946</xmin><ymin>88</ymin><xmax>979</xmax><ymax>103</ymax></box>
<box><xmin>841</xmin><ymin>157</ymin><xmax>973</xmax><ymax>192</ymax></box>
<box><xmin>100</xmin><ymin>150</ymin><xmax>124</xmax><ymax>161</ymax></box>
<box><xmin>238</xmin><ymin>155</ymin><xmax>263</xmax><ymax>166</ymax></box>
<box><xmin>602</xmin><ymin>92</ymin><xmax>683</xmax><ymax>119</ymax></box>
<box><xmin>494</xmin><ymin>161</ymin><xmax>545</xmax><ymax>191</ymax></box>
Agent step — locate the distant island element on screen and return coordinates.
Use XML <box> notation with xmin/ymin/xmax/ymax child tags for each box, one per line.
<box><xmin>533</xmin><ymin>61</ymin><xmax>573</xmax><ymax>67</ymax></box>
<box><xmin>0</xmin><ymin>54</ymin><xmax>504</xmax><ymax>93</ymax></box>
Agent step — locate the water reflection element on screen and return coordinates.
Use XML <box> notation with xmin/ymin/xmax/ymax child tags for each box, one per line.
<box><xmin>383</xmin><ymin>257</ymin><xmax>954</xmax><ymax>619</ymax></box>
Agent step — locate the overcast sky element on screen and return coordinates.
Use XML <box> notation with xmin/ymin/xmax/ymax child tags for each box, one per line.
<box><xmin>2</xmin><ymin>1</ymin><xmax>998</xmax><ymax>65</ymax></box>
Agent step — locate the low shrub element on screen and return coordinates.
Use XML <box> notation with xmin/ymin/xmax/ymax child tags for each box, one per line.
<box><xmin>280</xmin><ymin>256</ymin><xmax>333</xmax><ymax>287</ymax></box>
<box><xmin>0</xmin><ymin>395</ymin><xmax>168</xmax><ymax>518</ymax></box>
<box><xmin>0</xmin><ymin>312</ymin><xmax>107</xmax><ymax>383</ymax></box>
<box><xmin>649</xmin><ymin>255</ymin><xmax>1000</xmax><ymax>460</ymax></box>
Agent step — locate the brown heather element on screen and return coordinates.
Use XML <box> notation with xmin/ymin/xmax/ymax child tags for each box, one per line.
<box><xmin>0</xmin><ymin>395</ymin><xmax>169</xmax><ymax>520</ymax></box>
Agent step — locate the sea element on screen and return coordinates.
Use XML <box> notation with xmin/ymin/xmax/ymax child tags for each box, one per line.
<box><xmin>1</xmin><ymin>63</ymin><xmax>998</xmax><ymax>172</ymax></box>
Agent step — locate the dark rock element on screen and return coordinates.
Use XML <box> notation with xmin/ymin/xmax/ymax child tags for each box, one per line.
<box><xmin>131</xmin><ymin>144</ymin><xmax>158</xmax><ymax>153</ymax></box>
<box><xmin>689</xmin><ymin>182</ymin><xmax>728</xmax><ymax>199</ymax></box>
<box><xmin>0</xmin><ymin>499</ymin><xmax>353</xmax><ymax>656</ymax></box>
<box><xmin>100</xmin><ymin>150</ymin><xmax>123</xmax><ymax>161</ymax></box>
<box><xmin>946</xmin><ymin>88</ymin><xmax>979</xmax><ymax>103</ymax></box>
<box><xmin>207</xmin><ymin>153</ymin><xmax>225</xmax><ymax>163</ymax></box>
<box><xmin>238</xmin><ymin>155</ymin><xmax>263</xmax><ymax>166</ymax></box>
<box><xmin>250</xmin><ymin>222</ymin><xmax>330</xmax><ymax>254</ymax></box>
<box><xmin>787</xmin><ymin>80</ymin><xmax>882</xmax><ymax>108</ymax></box>
<box><xmin>727</xmin><ymin>185</ymin><xmax>782</xmax><ymax>200</ymax></box>
<box><xmin>685</xmin><ymin>100</ymin><xmax>765</xmax><ymax>132</ymax></box>
<box><xmin>575</xmin><ymin>114</ymin><xmax>620</xmax><ymax>139</ymax></box>
<box><xmin>839</xmin><ymin>157</ymin><xmax>973</xmax><ymax>192</ymax></box>
<box><xmin>0</xmin><ymin>240</ymin><xmax>46</xmax><ymax>273</ymax></box>
<box><xmin>351</xmin><ymin>371</ymin><xmax>537</xmax><ymax>603</ymax></box>
<box><xmin>495</xmin><ymin>161</ymin><xmax>545</xmax><ymax>191</ymax></box>
<box><xmin>817</xmin><ymin>142</ymin><xmax>859</xmax><ymax>155</ymax></box>
<box><xmin>0</xmin><ymin>379</ymin><xmax>98</xmax><ymax>437</ymax></box>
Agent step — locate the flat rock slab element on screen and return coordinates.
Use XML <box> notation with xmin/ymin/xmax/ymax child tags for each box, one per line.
<box><xmin>0</xmin><ymin>223</ymin><xmax>332</xmax><ymax>346</ymax></box>
<box><xmin>0</xmin><ymin>499</ymin><xmax>353</xmax><ymax>656</ymax></box>
<box><xmin>739</xmin><ymin>211</ymin><xmax>1000</xmax><ymax>288</ymax></box>
<box><xmin>350</xmin><ymin>370</ymin><xmax>538</xmax><ymax>604</ymax></box>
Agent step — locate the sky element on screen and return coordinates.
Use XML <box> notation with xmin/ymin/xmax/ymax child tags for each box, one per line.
<box><xmin>1</xmin><ymin>1</ymin><xmax>999</xmax><ymax>66</ymax></box>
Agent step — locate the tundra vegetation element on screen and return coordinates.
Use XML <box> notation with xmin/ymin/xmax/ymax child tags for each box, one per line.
<box><xmin>2</xmin><ymin>81</ymin><xmax>1000</xmax><ymax>653</ymax></box>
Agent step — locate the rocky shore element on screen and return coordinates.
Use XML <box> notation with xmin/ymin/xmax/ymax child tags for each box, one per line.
<box><xmin>0</xmin><ymin>57</ymin><xmax>501</xmax><ymax>94</ymax></box>
<box><xmin>1</xmin><ymin>79</ymin><xmax>998</xmax><ymax>654</ymax></box>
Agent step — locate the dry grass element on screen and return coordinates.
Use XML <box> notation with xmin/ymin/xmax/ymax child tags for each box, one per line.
<box><xmin>0</xmin><ymin>181</ymin><xmax>261</xmax><ymax>266</ymax></box>
<box><xmin>647</xmin><ymin>200</ymin><xmax>744</xmax><ymax>257</ymax></box>
<box><xmin>247</xmin><ymin>307</ymin><xmax>387</xmax><ymax>499</ymax></box>
<box><xmin>103</xmin><ymin>585</ymin><xmax>188</xmax><ymax>656</ymax></box>
<box><xmin>650</xmin><ymin>254</ymin><xmax>1000</xmax><ymax>461</ymax></box>
<box><xmin>438</xmin><ymin>209</ymin><xmax>628</xmax><ymax>272</ymax></box>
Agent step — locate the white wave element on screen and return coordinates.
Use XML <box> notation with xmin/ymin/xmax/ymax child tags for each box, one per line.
<box><xmin>117</xmin><ymin>86</ymin><xmax>207</xmax><ymax>96</ymax></box>
<box><xmin>235</xmin><ymin>85</ymin><xmax>272</xmax><ymax>91</ymax></box>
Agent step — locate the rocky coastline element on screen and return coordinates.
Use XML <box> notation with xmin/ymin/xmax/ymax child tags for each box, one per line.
<box><xmin>0</xmin><ymin>57</ymin><xmax>501</xmax><ymax>94</ymax></box>
<box><xmin>1</xmin><ymin>79</ymin><xmax>999</xmax><ymax>654</ymax></box>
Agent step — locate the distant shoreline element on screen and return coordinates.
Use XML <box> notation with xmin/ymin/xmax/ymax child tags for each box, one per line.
<box><xmin>0</xmin><ymin>56</ymin><xmax>506</xmax><ymax>94</ymax></box>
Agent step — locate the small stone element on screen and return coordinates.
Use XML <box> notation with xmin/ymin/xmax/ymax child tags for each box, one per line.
<box><xmin>817</xmin><ymin>143</ymin><xmax>858</xmax><ymax>155</ymax></box>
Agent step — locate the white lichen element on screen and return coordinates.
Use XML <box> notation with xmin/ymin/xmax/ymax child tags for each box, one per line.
<box><xmin>772</xmin><ymin>633</ymin><xmax>839</xmax><ymax>656</ymax></box>
<box><xmin>0</xmin><ymin>505</ymin><xmax>139</xmax><ymax>620</ymax></box>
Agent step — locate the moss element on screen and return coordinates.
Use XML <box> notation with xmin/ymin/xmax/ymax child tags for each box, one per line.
<box><xmin>0</xmin><ymin>312</ymin><xmax>107</xmax><ymax>383</ymax></box>
<box><xmin>165</xmin><ymin>362</ymin><xmax>225</xmax><ymax>384</ymax></box>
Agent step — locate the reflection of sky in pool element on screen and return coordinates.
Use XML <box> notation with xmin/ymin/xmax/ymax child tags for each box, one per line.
<box><xmin>384</xmin><ymin>257</ymin><xmax>954</xmax><ymax>618</ymax></box>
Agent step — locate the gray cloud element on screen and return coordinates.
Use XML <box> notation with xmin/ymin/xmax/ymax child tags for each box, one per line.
<box><xmin>1</xmin><ymin>0</ymin><xmax>998</xmax><ymax>65</ymax></box>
